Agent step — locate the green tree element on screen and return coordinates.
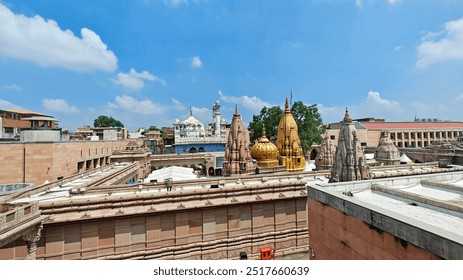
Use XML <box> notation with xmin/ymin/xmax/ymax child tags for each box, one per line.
<box><xmin>93</xmin><ymin>115</ymin><xmax>124</xmax><ymax>128</ymax></box>
<box><xmin>248</xmin><ymin>101</ymin><xmax>325</xmax><ymax>153</ymax></box>
<box><xmin>290</xmin><ymin>101</ymin><xmax>325</xmax><ymax>151</ymax></box>
<box><xmin>248</xmin><ymin>106</ymin><xmax>283</xmax><ymax>143</ymax></box>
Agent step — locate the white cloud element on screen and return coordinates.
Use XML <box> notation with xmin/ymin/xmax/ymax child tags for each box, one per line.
<box><xmin>171</xmin><ymin>98</ymin><xmax>186</xmax><ymax>111</ymax></box>
<box><xmin>111</xmin><ymin>68</ymin><xmax>166</xmax><ymax>91</ymax></box>
<box><xmin>191</xmin><ymin>56</ymin><xmax>202</xmax><ymax>69</ymax></box>
<box><xmin>0</xmin><ymin>98</ymin><xmax>20</xmax><ymax>109</ymax></box>
<box><xmin>393</xmin><ymin>45</ymin><xmax>403</xmax><ymax>52</ymax></box>
<box><xmin>110</xmin><ymin>95</ymin><xmax>167</xmax><ymax>115</ymax></box>
<box><xmin>285</xmin><ymin>41</ymin><xmax>301</xmax><ymax>48</ymax></box>
<box><xmin>365</xmin><ymin>91</ymin><xmax>400</xmax><ymax>109</ymax></box>
<box><xmin>2</xmin><ymin>83</ymin><xmax>22</xmax><ymax>91</ymax></box>
<box><xmin>356</xmin><ymin>0</ymin><xmax>401</xmax><ymax>8</ymax></box>
<box><xmin>417</xmin><ymin>17</ymin><xmax>463</xmax><ymax>68</ymax></box>
<box><xmin>218</xmin><ymin>90</ymin><xmax>274</xmax><ymax>111</ymax></box>
<box><xmin>0</xmin><ymin>4</ymin><xmax>117</xmax><ymax>72</ymax></box>
<box><xmin>163</xmin><ymin>0</ymin><xmax>189</xmax><ymax>7</ymax></box>
<box><xmin>316</xmin><ymin>91</ymin><xmax>402</xmax><ymax>124</ymax></box>
<box><xmin>42</xmin><ymin>98</ymin><xmax>79</xmax><ymax>114</ymax></box>
<box><xmin>456</xmin><ymin>94</ymin><xmax>463</xmax><ymax>102</ymax></box>
<box><xmin>191</xmin><ymin>106</ymin><xmax>211</xmax><ymax>125</ymax></box>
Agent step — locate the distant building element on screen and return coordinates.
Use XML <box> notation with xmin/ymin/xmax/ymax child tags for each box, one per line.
<box><xmin>73</xmin><ymin>126</ymin><xmax>127</xmax><ymax>141</ymax></box>
<box><xmin>173</xmin><ymin>102</ymin><xmax>228</xmax><ymax>154</ymax></box>
<box><xmin>128</xmin><ymin>128</ymin><xmax>146</xmax><ymax>139</ymax></box>
<box><xmin>324</xmin><ymin>118</ymin><xmax>463</xmax><ymax>149</ymax></box>
<box><xmin>0</xmin><ymin>109</ymin><xmax>59</xmax><ymax>141</ymax></box>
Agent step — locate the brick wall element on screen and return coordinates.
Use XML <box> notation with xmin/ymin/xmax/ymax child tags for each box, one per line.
<box><xmin>0</xmin><ymin>141</ymin><xmax>128</xmax><ymax>185</ymax></box>
<box><xmin>307</xmin><ymin>198</ymin><xmax>440</xmax><ymax>260</ymax></box>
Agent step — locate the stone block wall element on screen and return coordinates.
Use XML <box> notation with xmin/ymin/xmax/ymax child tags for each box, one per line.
<box><xmin>0</xmin><ymin>198</ymin><xmax>308</xmax><ymax>260</ymax></box>
<box><xmin>0</xmin><ymin>141</ymin><xmax>128</xmax><ymax>185</ymax></box>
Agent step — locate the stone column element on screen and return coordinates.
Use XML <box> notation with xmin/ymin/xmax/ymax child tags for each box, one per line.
<box><xmin>22</xmin><ymin>223</ymin><xmax>43</xmax><ymax>260</ymax></box>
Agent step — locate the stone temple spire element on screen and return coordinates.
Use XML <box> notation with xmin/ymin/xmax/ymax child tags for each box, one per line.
<box><xmin>330</xmin><ymin>108</ymin><xmax>369</xmax><ymax>182</ymax></box>
<box><xmin>223</xmin><ymin>104</ymin><xmax>256</xmax><ymax>176</ymax></box>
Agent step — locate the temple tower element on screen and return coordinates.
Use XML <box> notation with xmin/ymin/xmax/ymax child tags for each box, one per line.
<box><xmin>330</xmin><ymin>108</ymin><xmax>369</xmax><ymax>182</ymax></box>
<box><xmin>375</xmin><ymin>131</ymin><xmax>400</xmax><ymax>165</ymax></box>
<box><xmin>315</xmin><ymin>135</ymin><xmax>336</xmax><ymax>171</ymax></box>
<box><xmin>223</xmin><ymin>105</ymin><xmax>256</xmax><ymax>176</ymax></box>
<box><xmin>276</xmin><ymin>97</ymin><xmax>305</xmax><ymax>172</ymax></box>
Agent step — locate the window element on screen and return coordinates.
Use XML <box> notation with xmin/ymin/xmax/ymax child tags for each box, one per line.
<box><xmin>3</xmin><ymin>127</ymin><xmax>13</xmax><ymax>134</ymax></box>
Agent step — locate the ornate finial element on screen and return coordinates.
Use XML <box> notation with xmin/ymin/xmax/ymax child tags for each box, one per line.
<box><xmin>262</xmin><ymin>126</ymin><xmax>266</xmax><ymax>137</ymax></box>
<box><xmin>285</xmin><ymin>97</ymin><xmax>290</xmax><ymax>112</ymax></box>
<box><xmin>234</xmin><ymin>104</ymin><xmax>239</xmax><ymax>115</ymax></box>
<box><xmin>343</xmin><ymin>107</ymin><xmax>352</xmax><ymax>123</ymax></box>
<box><xmin>189</xmin><ymin>107</ymin><xmax>193</xmax><ymax>117</ymax></box>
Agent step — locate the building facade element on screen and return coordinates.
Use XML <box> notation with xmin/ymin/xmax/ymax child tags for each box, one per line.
<box><xmin>325</xmin><ymin>120</ymin><xmax>463</xmax><ymax>149</ymax></box>
<box><xmin>0</xmin><ymin>140</ymin><xmax>128</xmax><ymax>185</ymax></box>
<box><xmin>0</xmin><ymin>109</ymin><xmax>59</xmax><ymax>140</ymax></box>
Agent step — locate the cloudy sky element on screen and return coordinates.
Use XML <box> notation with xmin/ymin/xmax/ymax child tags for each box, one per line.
<box><xmin>1</xmin><ymin>0</ymin><xmax>463</xmax><ymax>131</ymax></box>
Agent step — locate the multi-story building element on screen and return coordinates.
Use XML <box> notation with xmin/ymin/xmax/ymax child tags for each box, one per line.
<box><xmin>0</xmin><ymin>109</ymin><xmax>59</xmax><ymax>140</ymax></box>
<box><xmin>324</xmin><ymin>118</ymin><xmax>463</xmax><ymax>149</ymax></box>
<box><xmin>74</xmin><ymin>126</ymin><xmax>128</xmax><ymax>141</ymax></box>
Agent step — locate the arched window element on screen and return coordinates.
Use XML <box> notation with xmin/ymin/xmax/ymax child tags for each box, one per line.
<box><xmin>189</xmin><ymin>147</ymin><xmax>197</xmax><ymax>153</ymax></box>
<box><xmin>198</xmin><ymin>147</ymin><xmax>205</xmax><ymax>153</ymax></box>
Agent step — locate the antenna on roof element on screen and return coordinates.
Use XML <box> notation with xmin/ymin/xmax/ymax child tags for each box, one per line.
<box><xmin>290</xmin><ymin>86</ymin><xmax>293</xmax><ymax>108</ymax></box>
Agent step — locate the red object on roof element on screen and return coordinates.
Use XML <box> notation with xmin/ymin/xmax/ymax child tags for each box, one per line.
<box><xmin>260</xmin><ymin>247</ymin><xmax>274</xmax><ymax>260</ymax></box>
<box><xmin>360</xmin><ymin>122</ymin><xmax>463</xmax><ymax>130</ymax></box>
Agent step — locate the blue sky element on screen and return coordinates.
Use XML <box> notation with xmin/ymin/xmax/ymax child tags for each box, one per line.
<box><xmin>1</xmin><ymin>0</ymin><xmax>463</xmax><ymax>131</ymax></box>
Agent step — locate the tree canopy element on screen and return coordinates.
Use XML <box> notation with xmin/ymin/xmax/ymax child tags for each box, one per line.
<box><xmin>248</xmin><ymin>101</ymin><xmax>325</xmax><ymax>153</ymax></box>
<box><xmin>248</xmin><ymin>106</ymin><xmax>283</xmax><ymax>142</ymax></box>
<box><xmin>93</xmin><ymin>115</ymin><xmax>124</xmax><ymax>128</ymax></box>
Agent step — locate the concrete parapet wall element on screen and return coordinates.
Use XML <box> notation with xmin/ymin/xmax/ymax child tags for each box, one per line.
<box><xmin>0</xmin><ymin>180</ymin><xmax>309</xmax><ymax>260</ymax></box>
<box><xmin>307</xmin><ymin>181</ymin><xmax>463</xmax><ymax>259</ymax></box>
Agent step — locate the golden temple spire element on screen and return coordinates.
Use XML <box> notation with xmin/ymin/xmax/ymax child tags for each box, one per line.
<box><xmin>284</xmin><ymin>97</ymin><xmax>290</xmax><ymax>113</ymax></box>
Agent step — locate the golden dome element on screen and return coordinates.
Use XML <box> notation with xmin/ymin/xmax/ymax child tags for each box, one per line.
<box><xmin>251</xmin><ymin>128</ymin><xmax>279</xmax><ymax>168</ymax></box>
